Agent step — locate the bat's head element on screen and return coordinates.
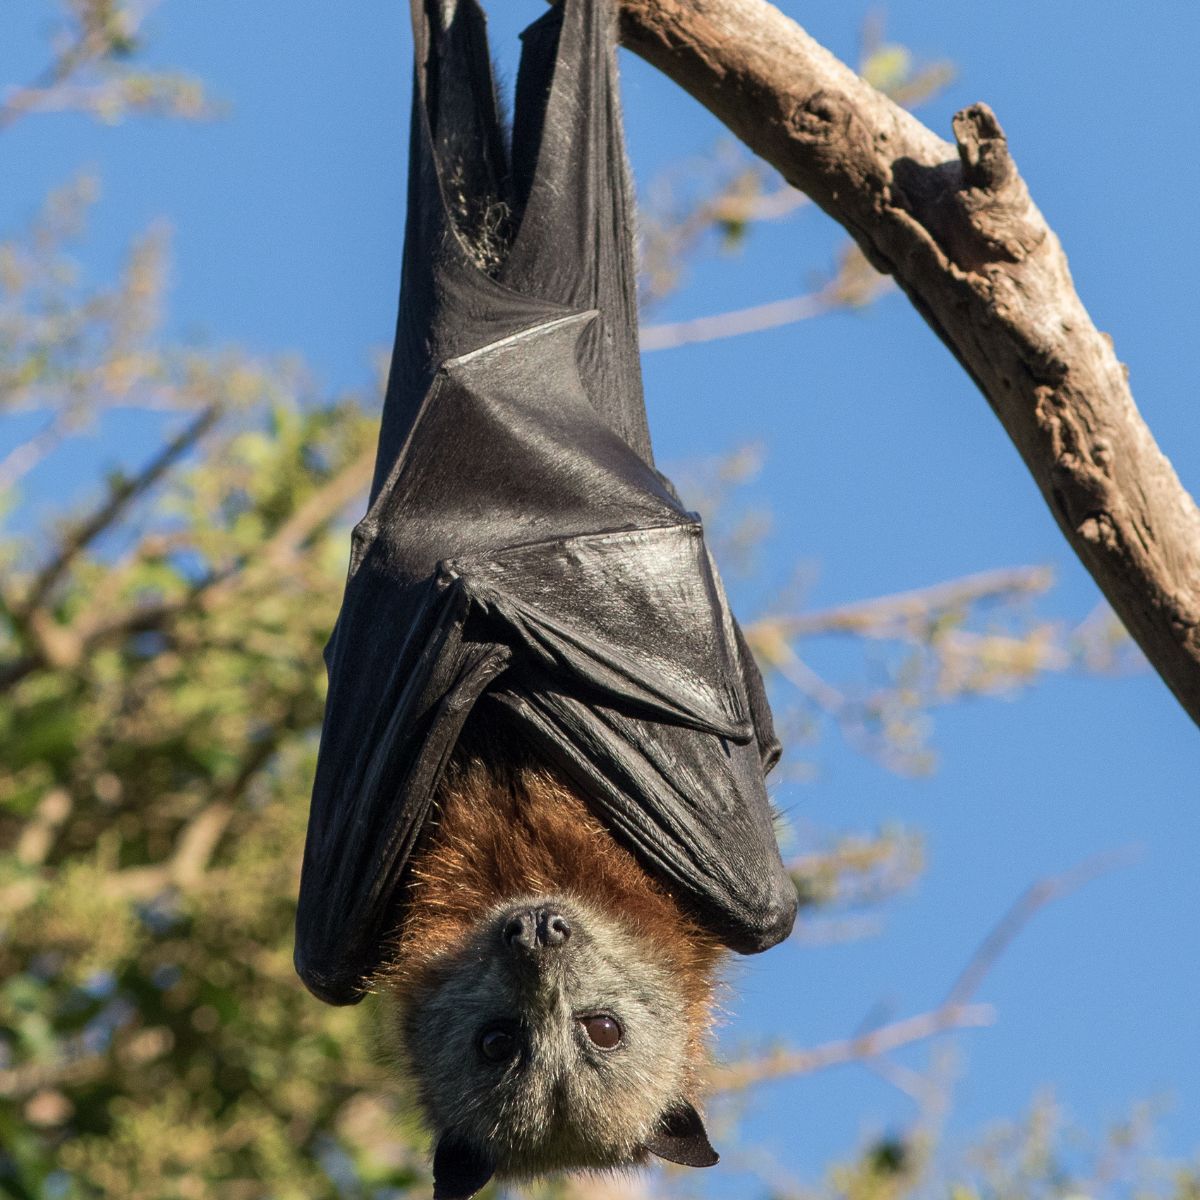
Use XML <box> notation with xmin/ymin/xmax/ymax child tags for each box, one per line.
<box><xmin>397</xmin><ymin>890</ymin><xmax>718</xmax><ymax>1198</ymax></box>
<box><xmin>376</xmin><ymin>751</ymin><xmax>726</xmax><ymax>1196</ymax></box>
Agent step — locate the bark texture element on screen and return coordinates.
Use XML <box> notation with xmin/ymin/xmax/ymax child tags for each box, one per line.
<box><xmin>619</xmin><ymin>0</ymin><xmax>1200</xmax><ymax>727</ymax></box>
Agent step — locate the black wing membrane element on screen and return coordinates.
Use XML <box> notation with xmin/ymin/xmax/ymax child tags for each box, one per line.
<box><xmin>295</xmin><ymin>0</ymin><xmax>797</xmax><ymax>1006</ymax></box>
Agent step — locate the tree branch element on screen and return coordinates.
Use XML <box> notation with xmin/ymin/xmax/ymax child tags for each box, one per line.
<box><xmin>641</xmin><ymin>286</ymin><xmax>835</xmax><ymax>351</ymax></box>
<box><xmin>619</xmin><ymin>0</ymin><xmax>1200</xmax><ymax>728</ymax></box>
<box><xmin>707</xmin><ymin>1003</ymin><xmax>995</xmax><ymax>1091</ymax></box>
<box><xmin>753</xmin><ymin>565</ymin><xmax>1054</xmax><ymax>642</ymax></box>
<box><xmin>709</xmin><ymin>850</ymin><xmax>1126</xmax><ymax>1094</ymax></box>
<box><xmin>942</xmin><ymin>849</ymin><xmax>1136</xmax><ymax>1009</ymax></box>
<box><xmin>17</xmin><ymin>405</ymin><xmax>219</xmax><ymax>621</ymax></box>
<box><xmin>0</xmin><ymin>436</ymin><xmax>371</xmax><ymax>697</ymax></box>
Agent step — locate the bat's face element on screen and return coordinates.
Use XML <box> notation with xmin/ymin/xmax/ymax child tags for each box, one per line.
<box><xmin>399</xmin><ymin>892</ymin><xmax>717</xmax><ymax>1197</ymax></box>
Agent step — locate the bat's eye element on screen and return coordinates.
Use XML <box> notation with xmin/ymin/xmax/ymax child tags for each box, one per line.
<box><xmin>580</xmin><ymin>1014</ymin><xmax>623</xmax><ymax>1049</ymax></box>
<box><xmin>478</xmin><ymin>1024</ymin><xmax>518</xmax><ymax>1063</ymax></box>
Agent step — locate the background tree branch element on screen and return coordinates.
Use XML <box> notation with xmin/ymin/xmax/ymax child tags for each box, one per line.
<box><xmin>708</xmin><ymin>850</ymin><xmax>1120</xmax><ymax>1093</ymax></box>
<box><xmin>618</xmin><ymin>0</ymin><xmax>1200</xmax><ymax>729</ymax></box>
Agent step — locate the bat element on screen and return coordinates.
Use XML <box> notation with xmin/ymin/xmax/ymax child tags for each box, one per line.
<box><xmin>378</xmin><ymin>731</ymin><xmax>731</xmax><ymax>1192</ymax></box>
<box><xmin>293</xmin><ymin>0</ymin><xmax>798</xmax><ymax>1191</ymax></box>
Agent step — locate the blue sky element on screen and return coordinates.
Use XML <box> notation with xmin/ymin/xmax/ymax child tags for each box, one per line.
<box><xmin>3</xmin><ymin>0</ymin><xmax>1199</xmax><ymax>1186</ymax></box>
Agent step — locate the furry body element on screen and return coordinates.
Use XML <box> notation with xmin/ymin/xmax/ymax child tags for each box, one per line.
<box><xmin>376</xmin><ymin>745</ymin><xmax>725</xmax><ymax>1183</ymax></box>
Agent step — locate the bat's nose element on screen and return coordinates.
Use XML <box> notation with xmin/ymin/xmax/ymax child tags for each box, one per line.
<box><xmin>502</xmin><ymin>907</ymin><xmax>572</xmax><ymax>954</ymax></box>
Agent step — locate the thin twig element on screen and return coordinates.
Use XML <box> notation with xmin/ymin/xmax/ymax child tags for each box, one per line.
<box><xmin>128</xmin><ymin>441</ymin><xmax>374</xmax><ymax>614</ymax></box>
<box><xmin>942</xmin><ymin>849</ymin><xmax>1138</xmax><ymax>1010</ymax></box>
<box><xmin>770</xmin><ymin>641</ymin><xmax>847</xmax><ymax>716</ymax></box>
<box><xmin>707</xmin><ymin>1004</ymin><xmax>995</xmax><ymax>1090</ymax></box>
<box><xmin>243</xmin><ymin>445</ymin><xmax>374</xmax><ymax>573</ymax></box>
<box><xmin>710</xmin><ymin>851</ymin><xmax>1129</xmax><ymax>1094</ymax></box>
<box><xmin>18</xmin><ymin>405</ymin><xmax>219</xmax><ymax>618</ymax></box>
<box><xmin>639</xmin><ymin>157</ymin><xmax>806</xmax><ymax>307</ymax></box>
<box><xmin>752</xmin><ymin>566</ymin><xmax>1054</xmax><ymax>643</ymax></box>
<box><xmin>0</xmin><ymin>36</ymin><xmax>102</xmax><ymax>132</ymax></box>
<box><xmin>0</xmin><ymin>1</ymin><xmax>164</xmax><ymax>132</ymax></box>
<box><xmin>14</xmin><ymin>788</ymin><xmax>73</xmax><ymax>867</ymax></box>
<box><xmin>0</xmin><ymin>413</ymin><xmax>74</xmax><ymax>491</ymax></box>
<box><xmin>5</xmin><ymin>697</ymin><xmax>304</xmax><ymax>917</ymax></box>
<box><xmin>641</xmin><ymin>287</ymin><xmax>835</xmax><ymax>351</ymax></box>
<box><xmin>866</xmin><ymin>1054</ymin><xmax>942</xmax><ymax>1107</ymax></box>
<box><xmin>0</xmin><ymin>438</ymin><xmax>368</xmax><ymax>696</ymax></box>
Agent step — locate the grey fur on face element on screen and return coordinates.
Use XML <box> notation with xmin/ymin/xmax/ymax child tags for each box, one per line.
<box><xmin>397</xmin><ymin>892</ymin><xmax>695</xmax><ymax>1180</ymax></box>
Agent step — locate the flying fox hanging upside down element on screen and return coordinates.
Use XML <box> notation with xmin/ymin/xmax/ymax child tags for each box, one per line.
<box><xmin>293</xmin><ymin>0</ymin><xmax>798</xmax><ymax>1194</ymax></box>
<box><xmin>377</xmin><ymin>725</ymin><xmax>729</xmax><ymax>1195</ymax></box>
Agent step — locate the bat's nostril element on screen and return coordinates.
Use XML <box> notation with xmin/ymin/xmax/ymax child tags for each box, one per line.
<box><xmin>503</xmin><ymin>914</ymin><xmax>533</xmax><ymax>948</ymax></box>
<box><xmin>538</xmin><ymin>910</ymin><xmax>572</xmax><ymax>947</ymax></box>
<box><xmin>502</xmin><ymin>908</ymin><xmax>572</xmax><ymax>953</ymax></box>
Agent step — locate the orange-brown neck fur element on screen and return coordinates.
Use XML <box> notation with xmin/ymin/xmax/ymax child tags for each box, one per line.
<box><xmin>379</xmin><ymin>751</ymin><xmax>724</xmax><ymax>1064</ymax></box>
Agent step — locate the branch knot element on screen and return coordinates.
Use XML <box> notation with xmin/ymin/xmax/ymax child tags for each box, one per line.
<box><xmin>788</xmin><ymin>89</ymin><xmax>841</xmax><ymax>143</ymax></box>
<box><xmin>946</xmin><ymin>102</ymin><xmax>1044</xmax><ymax>266</ymax></box>
<box><xmin>952</xmin><ymin>103</ymin><xmax>1014</xmax><ymax>192</ymax></box>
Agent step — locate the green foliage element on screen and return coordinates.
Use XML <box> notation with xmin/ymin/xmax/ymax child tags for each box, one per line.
<box><xmin>771</xmin><ymin>1097</ymin><xmax>1200</xmax><ymax>1200</ymax></box>
<box><xmin>0</xmin><ymin>176</ymin><xmax>403</xmax><ymax>1194</ymax></box>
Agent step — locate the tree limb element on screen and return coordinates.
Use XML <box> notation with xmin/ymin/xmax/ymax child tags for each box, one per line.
<box><xmin>619</xmin><ymin>0</ymin><xmax>1200</xmax><ymax>727</ymax></box>
<box><xmin>0</xmin><ymin>438</ymin><xmax>371</xmax><ymax>696</ymax></box>
<box><xmin>641</xmin><ymin>286</ymin><xmax>835</xmax><ymax>351</ymax></box>
<box><xmin>707</xmin><ymin>1003</ymin><xmax>995</xmax><ymax>1091</ymax></box>
<box><xmin>754</xmin><ymin>565</ymin><xmax>1054</xmax><ymax>641</ymax></box>
<box><xmin>17</xmin><ymin>405</ymin><xmax>219</xmax><ymax>621</ymax></box>
<box><xmin>942</xmin><ymin>849</ymin><xmax>1137</xmax><ymax>1009</ymax></box>
<box><xmin>710</xmin><ymin>850</ymin><xmax>1126</xmax><ymax>1094</ymax></box>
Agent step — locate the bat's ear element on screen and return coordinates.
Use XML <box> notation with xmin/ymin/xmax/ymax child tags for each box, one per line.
<box><xmin>432</xmin><ymin>1132</ymin><xmax>495</xmax><ymax>1200</ymax></box>
<box><xmin>643</xmin><ymin>1101</ymin><xmax>720</xmax><ymax>1168</ymax></box>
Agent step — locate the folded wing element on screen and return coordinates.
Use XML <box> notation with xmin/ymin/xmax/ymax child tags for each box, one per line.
<box><xmin>294</xmin><ymin>0</ymin><xmax>797</xmax><ymax>1006</ymax></box>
